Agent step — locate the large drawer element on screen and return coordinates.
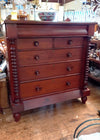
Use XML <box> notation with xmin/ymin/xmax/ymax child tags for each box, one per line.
<box><xmin>20</xmin><ymin>75</ymin><xmax>80</xmax><ymax>99</ymax></box>
<box><xmin>18</xmin><ymin>48</ymin><xmax>82</xmax><ymax>66</ymax></box>
<box><xmin>19</xmin><ymin>61</ymin><xmax>81</xmax><ymax>82</ymax></box>
<box><xmin>17</xmin><ymin>24</ymin><xmax>88</xmax><ymax>37</ymax></box>
<box><xmin>17</xmin><ymin>38</ymin><xmax>53</xmax><ymax>50</ymax></box>
<box><xmin>54</xmin><ymin>37</ymin><xmax>83</xmax><ymax>48</ymax></box>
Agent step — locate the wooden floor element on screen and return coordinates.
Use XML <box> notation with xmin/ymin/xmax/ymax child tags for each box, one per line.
<box><xmin>0</xmin><ymin>81</ymin><xmax>100</xmax><ymax>140</ymax></box>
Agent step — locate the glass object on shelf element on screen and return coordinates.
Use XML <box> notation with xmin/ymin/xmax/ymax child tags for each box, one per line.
<box><xmin>96</xmin><ymin>49</ymin><xmax>100</xmax><ymax>60</ymax></box>
<box><xmin>13</xmin><ymin>0</ymin><xmax>27</xmax><ymax>5</ymax></box>
<box><xmin>64</xmin><ymin>8</ymin><xmax>96</xmax><ymax>22</ymax></box>
<box><xmin>11</xmin><ymin>10</ymin><xmax>17</xmax><ymax>20</ymax></box>
<box><xmin>64</xmin><ymin>10</ymin><xmax>74</xmax><ymax>22</ymax></box>
<box><xmin>89</xmin><ymin>67</ymin><xmax>100</xmax><ymax>78</ymax></box>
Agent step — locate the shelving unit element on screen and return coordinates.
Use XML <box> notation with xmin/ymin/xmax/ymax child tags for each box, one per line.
<box><xmin>89</xmin><ymin>58</ymin><xmax>100</xmax><ymax>64</ymax></box>
<box><xmin>89</xmin><ymin>40</ymin><xmax>100</xmax><ymax>83</ymax></box>
<box><xmin>89</xmin><ymin>57</ymin><xmax>100</xmax><ymax>82</ymax></box>
<box><xmin>88</xmin><ymin>73</ymin><xmax>100</xmax><ymax>82</ymax></box>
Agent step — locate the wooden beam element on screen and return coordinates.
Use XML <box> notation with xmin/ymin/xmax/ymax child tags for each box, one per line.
<box><xmin>41</xmin><ymin>0</ymin><xmax>74</xmax><ymax>5</ymax></box>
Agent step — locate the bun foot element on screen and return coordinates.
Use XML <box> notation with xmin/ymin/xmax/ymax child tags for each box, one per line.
<box><xmin>81</xmin><ymin>96</ymin><xmax>87</xmax><ymax>104</ymax></box>
<box><xmin>13</xmin><ymin>113</ymin><xmax>21</xmax><ymax>122</ymax></box>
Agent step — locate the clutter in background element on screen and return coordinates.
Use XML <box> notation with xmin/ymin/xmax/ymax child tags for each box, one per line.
<box><xmin>0</xmin><ymin>41</ymin><xmax>7</xmax><ymax>73</ymax></box>
<box><xmin>89</xmin><ymin>67</ymin><xmax>100</xmax><ymax>78</ymax></box>
<box><xmin>89</xmin><ymin>39</ymin><xmax>100</xmax><ymax>80</ymax></box>
<box><xmin>0</xmin><ymin>60</ymin><xmax>7</xmax><ymax>73</ymax></box>
<box><xmin>89</xmin><ymin>48</ymin><xmax>100</xmax><ymax>60</ymax></box>
<box><xmin>0</xmin><ymin>40</ymin><xmax>9</xmax><ymax>112</ymax></box>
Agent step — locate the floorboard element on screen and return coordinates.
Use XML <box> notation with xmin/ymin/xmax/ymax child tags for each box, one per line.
<box><xmin>0</xmin><ymin>81</ymin><xmax>100</xmax><ymax>140</ymax></box>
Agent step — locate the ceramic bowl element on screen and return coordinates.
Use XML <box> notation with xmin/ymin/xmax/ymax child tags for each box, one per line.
<box><xmin>38</xmin><ymin>12</ymin><xmax>55</xmax><ymax>21</ymax></box>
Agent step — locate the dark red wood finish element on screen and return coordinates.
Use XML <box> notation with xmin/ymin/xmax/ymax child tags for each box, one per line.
<box><xmin>19</xmin><ymin>61</ymin><xmax>81</xmax><ymax>82</ymax></box>
<box><xmin>18</xmin><ymin>48</ymin><xmax>82</xmax><ymax>66</ymax></box>
<box><xmin>20</xmin><ymin>75</ymin><xmax>80</xmax><ymax>98</ymax></box>
<box><xmin>5</xmin><ymin>20</ymin><xmax>96</xmax><ymax>121</ymax></box>
<box><xmin>17</xmin><ymin>38</ymin><xmax>53</xmax><ymax>50</ymax></box>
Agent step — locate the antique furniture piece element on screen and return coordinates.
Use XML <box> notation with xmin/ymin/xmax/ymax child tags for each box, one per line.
<box><xmin>5</xmin><ymin>20</ymin><xmax>96</xmax><ymax>121</ymax></box>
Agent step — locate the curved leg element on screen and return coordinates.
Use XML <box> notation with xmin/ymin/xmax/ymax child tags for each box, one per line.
<box><xmin>81</xmin><ymin>96</ymin><xmax>87</xmax><ymax>104</ymax></box>
<box><xmin>13</xmin><ymin>113</ymin><xmax>21</xmax><ymax>122</ymax></box>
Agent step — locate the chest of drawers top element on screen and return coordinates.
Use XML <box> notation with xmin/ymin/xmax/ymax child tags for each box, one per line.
<box><xmin>5</xmin><ymin>20</ymin><xmax>96</xmax><ymax>38</ymax></box>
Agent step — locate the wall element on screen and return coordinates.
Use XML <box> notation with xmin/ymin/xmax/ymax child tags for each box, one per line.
<box><xmin>64</xmin><ymin>0</ymin><xmax>82</xmax><ymax>11</ymax></box>
<box><xmin>0</xmin><ymin>1</ymin><xmax>83</xmax><ymax>22</ymax></box>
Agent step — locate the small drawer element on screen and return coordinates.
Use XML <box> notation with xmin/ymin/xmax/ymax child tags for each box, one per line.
<box><xmin>54</xmin><ymin>37</ymin><xmax>83</xmax><ymax>48</ymax></box>
<box><xmin>17</xmin><ymin>38</ymin><xmax>53</xmax><ymax>50</ymax></box>
<box><xmin>19</xmin><ymin>61</ymin><xmax>81</xmax><ymax>82</ymax></box>
<box><xmin>20</xmin><ymin>75</ymin><xmax>80</xmax><ymax>99</ymax></box>
<box><xmin>18</xmin><ymin>48</ymin><xmax>82</xmax><ymax>66</ymax></box>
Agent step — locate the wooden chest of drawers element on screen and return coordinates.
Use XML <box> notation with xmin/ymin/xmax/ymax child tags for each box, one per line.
<box><xmin>5</xmin><ymin>20</ymin><xmax>96</xmax><ymax>121</ymax></box>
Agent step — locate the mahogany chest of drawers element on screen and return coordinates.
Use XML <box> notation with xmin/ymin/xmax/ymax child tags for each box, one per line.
<box><xmin>5</xmin><ymin>20</ymin><xmax>96</xmax><ymax>121</ymax></box>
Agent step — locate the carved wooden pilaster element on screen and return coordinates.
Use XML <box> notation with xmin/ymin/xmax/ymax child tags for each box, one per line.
<box><xmin>8</xmin><ymin>39</ymin><xmax>21</xmax><ymax>104</ymax></box>
<box><xmin>83</xmin><ymin>37</ymin><xmax>91</xmax><ymax>90</ymax></box>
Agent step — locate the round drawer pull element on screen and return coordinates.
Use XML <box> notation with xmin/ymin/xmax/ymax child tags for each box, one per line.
<box><xmin>34</xmin><ymin>41</ymin><xmax>39</xmax><ymax>47</ymax></box>
<box><xmin>68</xmin><ymin>40</ymin><xmax>72</xmax><ymax>45</ymax></box>
<box><xmin>66</xmin><ymin>52</ymin><xmax>72</xmax><ymax>58</ymax></box>
<box><xmin>35</xmin><ymin>87</ymin><xmax>42</xmax><ymax>92</ymax></box>
<box><xmin>34</xmin><ymin>55</ymin><xmax>39</xmax><ymax>60</ymax></box>
<box><xmin>66</xmin><ymin>82</ymin><xmax>71</xmax><ymax>86</ymax></box>
<box><xmin>35</xmin><ymin>71</ymin><xmax>40</xmax><ymax>75</ymax></box>
<box><xmin>67</xmin><ymin>67</ymin><xmax>72</xmax><ymax>71</ymax></box>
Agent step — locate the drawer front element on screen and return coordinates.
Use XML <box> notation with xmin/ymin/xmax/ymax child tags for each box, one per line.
<box><xmin>17</xmin><ymin>24</ymin><xmax>88</xmax><ymax>37</ymax></box>
<box><xmin>20</xmin><ymin>75</ymin><xmax>80</xmax><ymax>98</ymax></box>
<box><xmin>19</xmin><ymin>61</ymin><xmax>81</xmax><ymax>82</ymax></box>
<box><xmin>18</xmin><ymin>48</ymin><xmax>82</xmax><ymax>66</ymax></box>
<box><xmin>54</xmin><ymin>37</ymin><xmax>83</xmax><ymax>48</ymax></box>
<box><xmin>17</xmin><ymin>38</ymin><xmax>53</xmax><ymax>50</ymax></box>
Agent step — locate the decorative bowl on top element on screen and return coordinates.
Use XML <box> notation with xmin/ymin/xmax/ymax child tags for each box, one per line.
<box><xmin>38</xmin><ymin>12</ymin><xmax>55</xmax><ymax>21</ymax></box>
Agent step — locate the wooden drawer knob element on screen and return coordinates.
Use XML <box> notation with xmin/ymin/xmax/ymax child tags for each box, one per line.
<box><xmin>34</xmin><ymin>41</ymin><xmax>39</xmax><ymax>47</ymax></box>
<box><xmin>66</xmin><ymin>52</ymin><xmax>72</xmax><ymax>57</ymax></box>
<box><xmin>67</xmin><ymin>67</ymin><xmax>72</xmax><ymax>71</ymax></box>
<box><xmin>66</xmin><ymin>82</ymin><xmax>71</xmax><ymax>86</ymax></box>
<box><xmin>34</xmin><ymin>55</ymin><xmax>39</xmax><ymax>60</ymax></box>
<box><xmin>35</xmin><ymin>87</ymin><xmax>42</xmax><ymax>92</ymax></box>
<box><xmin>35</xmin><ymin>71</ymin><xmax>40</xmax><ymax>75</ymax></box>
<box><xmin>68</xmin><ymin>40</ymin><xmax>72</xmax><ymax>45</ymax></box>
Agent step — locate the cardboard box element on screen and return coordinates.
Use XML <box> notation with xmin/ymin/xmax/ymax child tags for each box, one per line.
<box><xmin>0</xmin><ymin>78</ymin><xmax>9</xmax><ymax>109</ymax></box>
